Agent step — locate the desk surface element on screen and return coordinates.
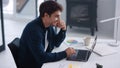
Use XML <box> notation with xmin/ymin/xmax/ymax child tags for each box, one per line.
<box><xmin>42</xmin><ymin>38</ymin><xmax>120</xmax><ymax>68</ymax></box>
<box><xmin>0</xmin><ymin>45</ymin><xmax>17</xmax><ymax>68</ymax></box>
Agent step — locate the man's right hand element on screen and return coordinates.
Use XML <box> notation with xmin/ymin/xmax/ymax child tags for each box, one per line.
<box><xmin>65</xmin><ymin>47</ymin><xmax>76</xmax><ymax>57</ymax></box>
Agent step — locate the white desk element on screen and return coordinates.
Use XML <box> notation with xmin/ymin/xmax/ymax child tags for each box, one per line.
<box><xmin>42</xmin><ymin>38</ymin><xmax>120</xmax><ymax>68</ymax></box>
<box><xmin>0</xmin><ymin>45</ymin><xmax>17</xmax><ymax>68</ymax></box>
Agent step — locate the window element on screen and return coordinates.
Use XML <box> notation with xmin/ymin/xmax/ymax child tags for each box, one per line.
<box><xmin>37</xmin><ymin>0</ymin><xmax>44</xmax><ymax>16</ymax></box>
<box><xmin>0</xmin><ymin>22</ymin><xmax>2</xmax><ymax>46</ymax></box>
<box><xmin>0</xmin><ymin>0</ymin><xmax>5</xmax><ymax>52</ymax></box>
<box><xmin>3</xmin><ymin>0</ymin><xmax>14</xmax><ymax>14</ymax></box>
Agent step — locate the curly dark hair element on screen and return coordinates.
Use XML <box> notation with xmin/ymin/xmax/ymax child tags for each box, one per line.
<box><xmin>39</xmin><ymin>1</ymin><xmax>63</xmax><ymax>17</ymax></box>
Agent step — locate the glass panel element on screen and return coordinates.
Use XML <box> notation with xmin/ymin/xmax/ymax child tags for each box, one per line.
<box><xmin>16</xmin><ymin>0</ymin><xmax>28</xmax><ymax>13</ymax></box>
<box><xmin>0</xmin><ymin>0</ymin><xmax>5</xmax><ymax>52</ymax></box>
<box><xmin>70</xmin><ymin>5</ymin><xmax>89</xmax><ymax>22</ymax></box>
<box><xmin>0</xmin><ymin>17</ymin><xmax>2</xmax><ymax>46</ymax></box>
<box><xmin>15</xmin><ymin>0</ymin><xmax>36</xmax><ymax>19</ymax></box>
<box><xmin>0</xmin><ymin>2</ymin><xmax>3</xmax><ymax>46</ymax></box>
<box><xmin>71</xmin><ymin>5</ymin><xmax>88</xmax><ymax>18</ymax></box>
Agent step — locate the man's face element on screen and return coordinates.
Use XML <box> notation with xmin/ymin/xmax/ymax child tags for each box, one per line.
<box><xmin>48</xmin><ymin>10</ymin><xmax>61</xmax><ymax>26</ymax></box>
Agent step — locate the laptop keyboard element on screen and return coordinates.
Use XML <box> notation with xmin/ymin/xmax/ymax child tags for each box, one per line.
<box><xmin>67</xmin><ymin>49</ymin><xmax>91</xmax><ymax>61</ymax></box>
<box><xmin>76</xmin><ymin>50</ymin><xmax>90</xmax><ymax>60</ymax></box>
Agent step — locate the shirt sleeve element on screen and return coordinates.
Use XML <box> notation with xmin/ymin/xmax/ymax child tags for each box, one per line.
<box><xmin>52</xmin><ymin>29</ymin><xmax>66</xmax><ymax>47</ymax></box>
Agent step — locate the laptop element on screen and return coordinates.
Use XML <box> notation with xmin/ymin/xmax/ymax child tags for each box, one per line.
<box><xmin>66</xmin><ymin>36</ymin><xmax>97</xmax><ymax>62</ymax></box>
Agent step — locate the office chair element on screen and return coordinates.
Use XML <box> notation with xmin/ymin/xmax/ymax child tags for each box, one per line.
<box><xmin>8</xmin><ymin>37</ymin><xmax>20</xmax><ymax>67</ymax></box>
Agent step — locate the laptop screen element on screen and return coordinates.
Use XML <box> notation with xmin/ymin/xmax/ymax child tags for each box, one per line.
<box><xmin>90</xmin><ymin>35</ymin><xmax>97</xmax><ymax>52</ymax></box>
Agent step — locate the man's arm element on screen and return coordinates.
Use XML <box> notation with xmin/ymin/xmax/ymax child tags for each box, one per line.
<box><xmin>28</xmin><ymin>40</ymin><xmax>75</xmax><ymax>63</ymax></box>
<box><xmin>28</xmin><ymin>28</ymin><xmax>67</xmax><ymax>63</ymax></box>
<box><xmin>52</xmin><ymin>20</ymin><xmax>67</xmax><ymax>47</ymax></box>
<box><xmin>28</xmin><ymin>42</ymin><xmax>67</xmax><ymax>63</ymax></box>
<box><xmin>28</xmin><ymin>24</ymin><xmax>75</xmax><ymax>64</ymax></box>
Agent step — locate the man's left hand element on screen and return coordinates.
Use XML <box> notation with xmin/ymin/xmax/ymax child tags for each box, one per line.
<box><xmin>56</xmin><ymin>20</ymin><xmax>66</xmax><ymax>30</ymax></box>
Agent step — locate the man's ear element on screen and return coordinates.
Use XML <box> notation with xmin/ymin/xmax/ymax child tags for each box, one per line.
<box><xmin>44</xmin><ymin>13</ymin><xmax>50</xmax><ymax>17</ymax></box>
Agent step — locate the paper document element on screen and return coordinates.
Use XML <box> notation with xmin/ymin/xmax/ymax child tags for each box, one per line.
<box><xmin>86</xmin><ymin>43</ymin><xmax>118</xmax><ymax>56</ymax></box>
<box><xmin>42</xmin><ymin>62</ymin><xmax>81</xmax><ymax>68</ymax></box>
<box><xmin>64</xmin><ymin>38</ymin><xmax>83</xmax><ymax>46</ymax></box>
<box><xmin>64</xmin><ymin>39</ymin><xmax>80</xmax><ymax>46</ymax></box>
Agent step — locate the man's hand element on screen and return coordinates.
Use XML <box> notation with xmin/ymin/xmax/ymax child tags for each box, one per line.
<box><xmin>56</xmin><ymin>20</ymin><xmax>66</xmax><ymax>30</ymax></box>
<box><xmin>65</xmin><ymin>47</ymin><xmax>76</xmax><ymax>57</ymax></box>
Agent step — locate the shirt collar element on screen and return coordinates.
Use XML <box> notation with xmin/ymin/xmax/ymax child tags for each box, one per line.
<box><xmin>38</xmin><ymin>16</ymin><xmax>49</xmax><ymax>31</ymax></box>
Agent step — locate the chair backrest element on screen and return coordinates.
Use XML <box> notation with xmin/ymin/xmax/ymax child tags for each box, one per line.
<box><xmin>8</xmin><ymin>37</ymin><xmax>20</xmax><ymax>67</ymax></box>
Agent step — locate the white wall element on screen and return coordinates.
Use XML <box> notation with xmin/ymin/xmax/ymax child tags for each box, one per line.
<box><xmin>97</xmin><ymin>0</ymin><xmax>115</xmax><ymax>38</ymax></box>
<box><xmin>57</xmin><ymin>0</ymin><xmax>66</xmax><ymax>22</ymax></box>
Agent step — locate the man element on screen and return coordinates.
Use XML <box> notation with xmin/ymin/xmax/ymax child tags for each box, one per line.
<box><xmin>18</xmin><ymin>1</ymin><xmax>76</xmax><ymax>68</ymax></box>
